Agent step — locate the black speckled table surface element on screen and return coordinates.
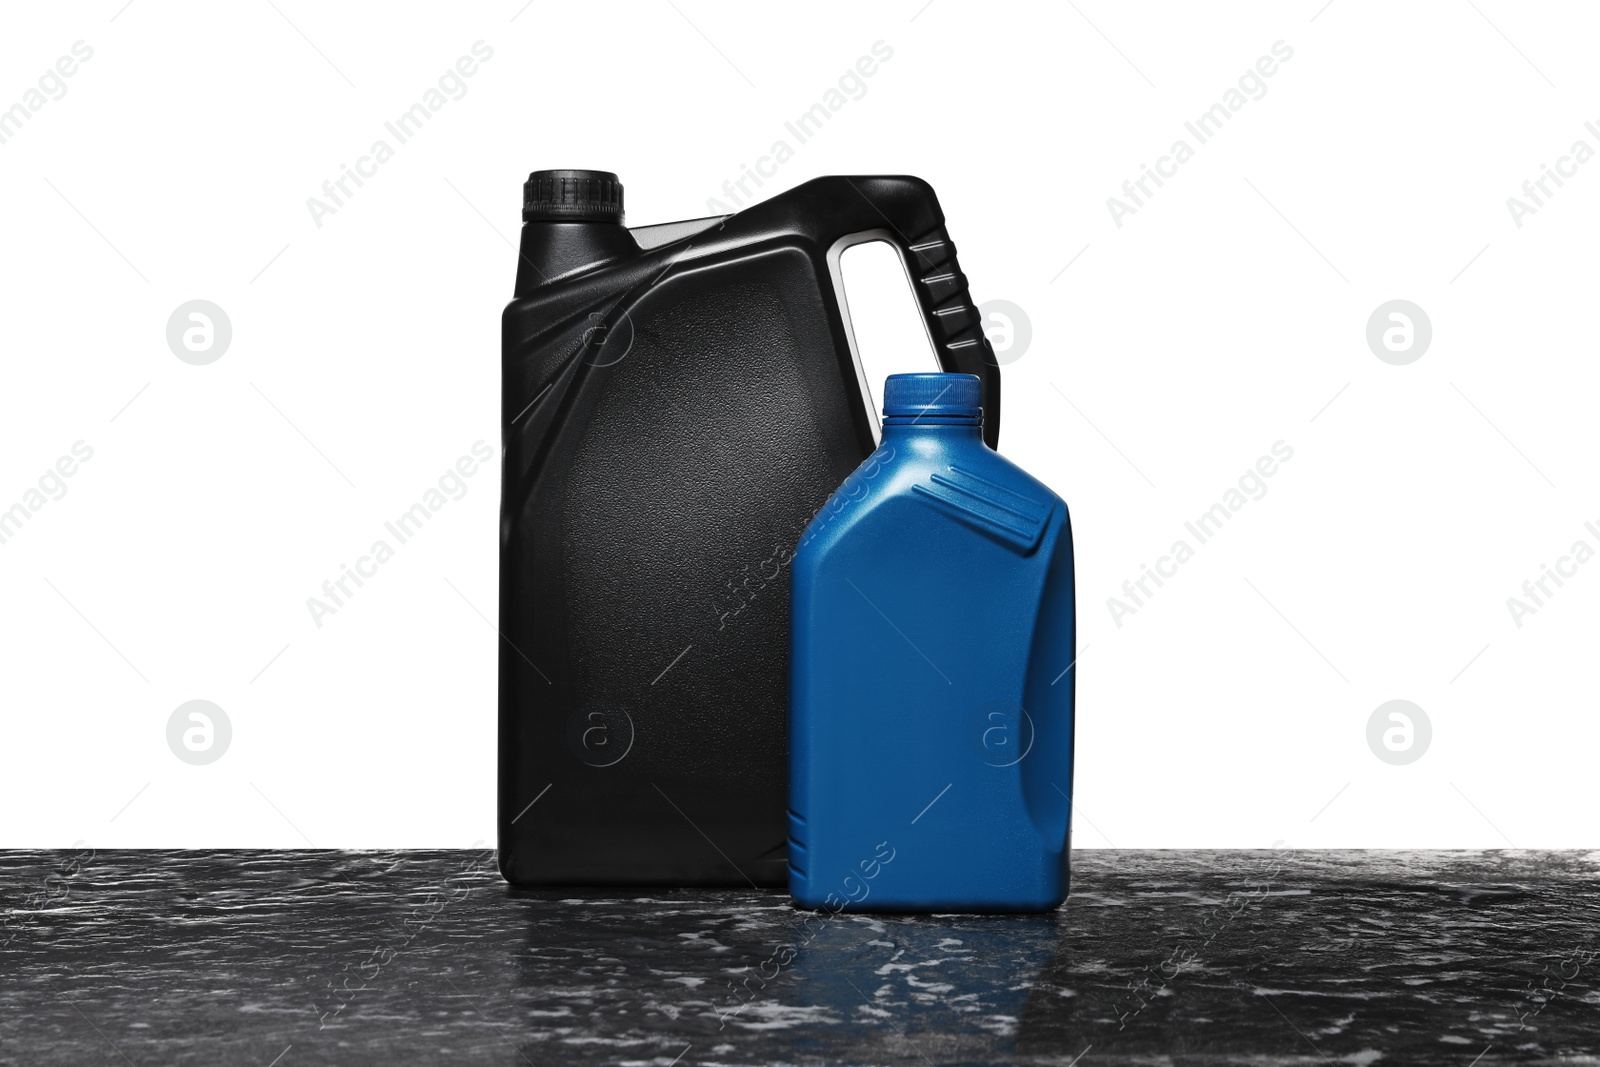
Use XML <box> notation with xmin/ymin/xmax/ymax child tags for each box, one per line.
<box><xmin>2</xmin><ymin>850</ymin><xmax>1598</xmax><ymax>1066</ymax></box>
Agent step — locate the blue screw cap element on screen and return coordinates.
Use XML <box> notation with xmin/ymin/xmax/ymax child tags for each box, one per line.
<box><xmin>882</xmin><ymin>373</ymin><xmax>983</xmax><ymax>419</ymax></box>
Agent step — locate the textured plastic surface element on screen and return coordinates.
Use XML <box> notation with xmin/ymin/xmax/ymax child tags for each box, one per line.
<box><xmin>500</xmin><ymin>175</ymin><xmax>1001</xmax><ymax>886</ymax></box>
<box><xmin>789</xmin><ymin>374</ymin><xmax>1074</xmax><ymax>912</ymax></box>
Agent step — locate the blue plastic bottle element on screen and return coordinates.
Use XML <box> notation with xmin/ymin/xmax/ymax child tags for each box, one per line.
<box><xmin>788</xmin><ymin>373</ymin><xmax>1075</xmax><ymax>913</ymax></box>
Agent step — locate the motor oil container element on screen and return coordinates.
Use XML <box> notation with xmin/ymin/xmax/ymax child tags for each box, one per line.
<box><xmin>788</xmin><ymin>372</ymin><xmax>1074</xmax><ymax>911</ymax></box>
<box><xmin>499</xmin><ymin>171</ymin><xmax>1000</xmax><ymax>885</ymax></box>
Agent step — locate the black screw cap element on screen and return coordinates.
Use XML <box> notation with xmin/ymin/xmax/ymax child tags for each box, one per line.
<box><xmin>523</xmin><ymin>169</ymin><xmax>624</xmax><ymax>223</ymax></box>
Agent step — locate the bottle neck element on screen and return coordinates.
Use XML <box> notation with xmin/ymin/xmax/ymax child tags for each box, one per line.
<box><xmin>513</xmin><ymin>220</ymin><xmax>639</xmax><ymax>296</ymax></box>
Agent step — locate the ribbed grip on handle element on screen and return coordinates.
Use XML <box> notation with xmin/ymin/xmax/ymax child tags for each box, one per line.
<box><xmin>756</xmin><ymin>174</ymin><xmax>1002</xmax><ymax>447</ymax></box>
<box><xmin>905</xmin><ymin>229</ymin><xmax>984</xmax><ymax>359</ymax></box>
<box><xmin>897</xmin><ymin>223</ymin><xmax>1000</xmax><ymax>448</ymax></box>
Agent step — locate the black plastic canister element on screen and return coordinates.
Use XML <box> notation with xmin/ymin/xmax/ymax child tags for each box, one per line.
<box><xmin>499</xmin><ymin>169</ymin><xmax>999</xmax><ymax>885</ymax></box>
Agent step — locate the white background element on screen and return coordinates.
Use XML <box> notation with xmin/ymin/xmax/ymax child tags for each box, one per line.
<box><xmin>2</xmin><ymin>1</ymin><xmax>1595</xmax><ymax>850</ymax></box>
